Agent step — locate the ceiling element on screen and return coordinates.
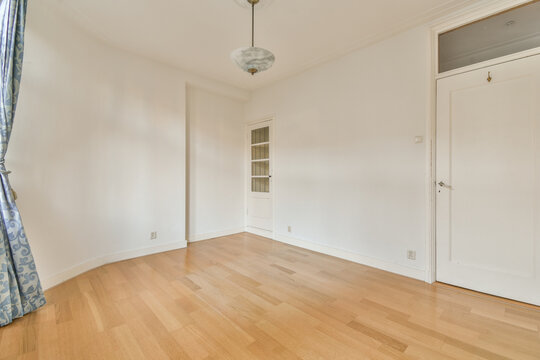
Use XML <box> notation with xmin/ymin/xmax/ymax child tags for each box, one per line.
<box><xmin>48</xmin><ymin>0</ymin><xmax>481</xmax><ymax>90</ymax></box>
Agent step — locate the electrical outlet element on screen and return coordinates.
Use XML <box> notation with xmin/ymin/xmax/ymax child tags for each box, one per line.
<box><xmin>407</xmin><ymin>250</ymin><xmax>416</xmax><ymax>261</ymax></box>
<box><xmin>150</xmin><ymin>232</ymin><xmax>157</xmax><ymax>240</ymax></box>
<box><xmin>287</xmin><ymin>225</ymin><xmax>292</xmax><ymax>233</ymax></box>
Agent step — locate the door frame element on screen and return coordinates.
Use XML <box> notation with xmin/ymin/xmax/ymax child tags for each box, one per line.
<box><xmin>244</xmin><ymin>116</ymin><xmax>275</xmax><ymax>238</ymax></box>
<box><xmin>426</xmin><ymin>0</ymin><xmax>540</xmax><ymax>283</ymax></box>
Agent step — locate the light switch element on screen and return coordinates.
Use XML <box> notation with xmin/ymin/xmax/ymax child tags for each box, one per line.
<box><xmin>414</xmin><ymin>136</ymin><xmax>423</xmax><ymax>144</ymax></box>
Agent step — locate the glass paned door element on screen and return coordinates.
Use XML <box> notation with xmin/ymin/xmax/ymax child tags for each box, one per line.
<box><xmin>247</xmin><ymin>121</ymin><xmax>273</xmax><ymax>233</ymax></box>
<box><xmin>250</xmin><ymin>126</ymin><xmax>270</xmax><ymax>193</ymax></box>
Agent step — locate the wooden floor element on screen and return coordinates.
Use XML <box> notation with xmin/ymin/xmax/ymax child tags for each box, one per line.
<box><xmin>1</xmin><ymin>233</ymin><xmax>539</xmax><ymax>359</ymax></box>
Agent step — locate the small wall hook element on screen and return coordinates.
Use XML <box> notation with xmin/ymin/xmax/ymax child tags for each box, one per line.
<box><xmin>487</xmin><ymin>71</ymin><xmax>492</xmax><ymax>82</ymax></box>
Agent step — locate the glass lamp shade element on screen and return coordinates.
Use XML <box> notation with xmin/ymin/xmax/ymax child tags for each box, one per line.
<box><xmin>230</xmin><ymin>47</ymin><xmax>275</xmax><ymax>75</ymax></box>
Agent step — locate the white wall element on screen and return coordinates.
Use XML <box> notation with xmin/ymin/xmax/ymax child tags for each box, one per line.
<box><xmin>12</xmin><ymin>0</ymin><xmax>431</xmax><ymax>287</ymax></box>
<box><xmin>245</xmin><ymin>26</ymin><xmax>431</xmax><ymax>279</ymax></box>
<box><xmin>187</xmin><ymin>87</ymin><xmax>245</xmax><ymax>241</ymax></box>
<box><xmin>10</xmin><ymin>2</ymin><xmax>246</xmax><ymax>289</ymax></box>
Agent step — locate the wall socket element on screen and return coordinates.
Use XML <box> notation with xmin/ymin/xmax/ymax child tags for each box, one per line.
<box><xmin>407</xmin><ymin>250</ymin><xmax>416</xmax><ymax>261</ymax></box>
<box><xmin>287</xmin><ymin>225</ymin><xmax>292</xmax><ymax>233</ymax></box>
<box><xmin>150</xmin><ymin>232</ymin><xmax>157</xmax><ymax>240</ymax></box>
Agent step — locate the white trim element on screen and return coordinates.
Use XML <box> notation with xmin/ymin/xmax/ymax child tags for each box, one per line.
<box><xmin>425</xmin><ymin>27</ymin><xmax>437</xmax><ymax>284</ymax></box>
<box><xmin>188</xmin><ymin>228</ymin><xmax>244</xmax><ymax>242</ymax></box>
<box><xmin>246</xmin><ymin>115</ymin><xmax>275</xmax><ymax>127</ymax></box>
<box><xmin>430</xmin><ymin>0</ymin><xmax>534</xmax><ymax>34</ymax></box>
<box><xmin>272</xmin><ymin>233</ymin><xmax>425</xmax><ymax>281</ymax></box>
<box><xmin>245</xmin><ymin>226</ymin><xmax>274</xmax><ymax>239</ymax></box>
<box><xmin>41</xmin><ymin>240</ymin><xmax>188</xmax><ymax>290</ymax></box>
<box><xmin>437</xmin><ymin>47</ymin><xmax>540</xmax><ymax>80</ymax></box>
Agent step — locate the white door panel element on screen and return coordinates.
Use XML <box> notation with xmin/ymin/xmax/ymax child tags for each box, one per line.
<box><xmin>436</xmin><ymin>55</ymin><xmax>540</xmax><ymax>305</ymax></box>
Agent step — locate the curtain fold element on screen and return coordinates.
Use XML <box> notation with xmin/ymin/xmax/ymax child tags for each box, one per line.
<box><xmin>0</xmin><ymin>0</ymin><xmax>45</xmax><ymax>327</ymax></box>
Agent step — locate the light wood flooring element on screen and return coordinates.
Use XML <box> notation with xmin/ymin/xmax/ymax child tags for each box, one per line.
<box><xmin>1</xmin><ymin>232</ymin><xmax>539</xmax><ymax>359</ymax></box>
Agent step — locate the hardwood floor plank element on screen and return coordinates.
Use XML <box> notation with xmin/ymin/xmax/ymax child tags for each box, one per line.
<box><xmin>347</xmin><ymin>320</ymin><xmax>408</xmax><ymax>353</ymax></box>
<box><xmin>387</xmin><ymin>314</ymin><xmax>512</xmax><ymax>360</ymax></box>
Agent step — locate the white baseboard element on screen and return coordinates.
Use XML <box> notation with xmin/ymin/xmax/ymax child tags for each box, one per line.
<box><xmin>42</xmin><ymin>240</ymin><xmax>188</xmax><ymax>290</ymax></box>
<box><xmin>245</xmin><ymin>226</ymin><xmax>273</xmax><ymax>238</ymax></box>
<box><xmin>272</xmin><ymin>233</ymin><xmax>425</xmax><ymax>281</ymax></box>
<box><xmin>188</xmin><ymin>228</ymin><xmax>245</xmax><ymax>242</ymax></box>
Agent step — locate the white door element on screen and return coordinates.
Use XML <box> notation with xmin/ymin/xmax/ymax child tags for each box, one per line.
<box><xmin>436</xmin><ymin>55</ymin><xmax>540</xmax><ymax>306</ymax></box>
<box><xmin>246</xmin><ymin>121</ymin><xmax>273</xmax><ymax>233</ymax></box>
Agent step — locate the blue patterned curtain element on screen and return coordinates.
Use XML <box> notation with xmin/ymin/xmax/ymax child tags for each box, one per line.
<box><xmin>0</xmin><ymin>0</ymin><xmax>45</xmax><ymax>327</ymax></box>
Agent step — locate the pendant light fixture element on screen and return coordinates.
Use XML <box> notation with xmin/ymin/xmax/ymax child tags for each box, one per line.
<box><xmin>231</xmin><ymin>0</ymin><xmax>275</xmax><ymax>75</ymax></box>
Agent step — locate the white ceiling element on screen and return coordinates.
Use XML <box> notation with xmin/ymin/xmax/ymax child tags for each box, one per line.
<box><xmin>48</xmin><ymin>0</ymin><xmax>481</xmax><ymax>90</ymax></box>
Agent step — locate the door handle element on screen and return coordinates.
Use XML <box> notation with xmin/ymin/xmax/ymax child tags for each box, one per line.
<box><xmin>438</xmin><ymin>181</ymin><xmax>451</xmax><ymax>189</ymax></box>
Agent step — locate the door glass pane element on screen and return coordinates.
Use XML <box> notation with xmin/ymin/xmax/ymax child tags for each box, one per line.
<box><xmin>252</xmin><ymin>161</ymin><xmax>269</xmax><ymax>176</ymax></box>
<box><xmin>251</xmin><ymin>127</ymin><xmax>269</xmax><ymax>144</ymax></box>
<box><xmin>252</xmin><ymin>178</ymin><xmax>270</xmax><ymax>193</ymax></box>
<box><xmin>251</xmin><ymin>125</ymin><xmax>270</xmax><ymax>193</ymax></box>
<box><xmin>439</xmin><ymin>1</ymin><xmax>540</xmax><ymax>73</ymax></box>
<box><xmin>251</xmin><ymin>144</ymin><xmax>269</xmax><ymax>160</ymax></box>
